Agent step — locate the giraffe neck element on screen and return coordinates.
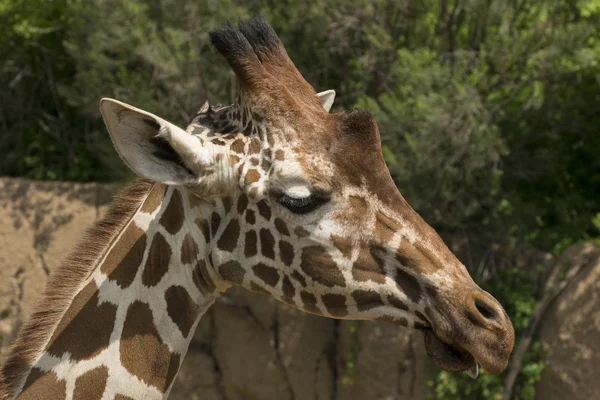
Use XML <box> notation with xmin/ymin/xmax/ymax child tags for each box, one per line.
<box><xmin>3</xmin><ymin>182</ymin><xmax>229</xmax><ymax>400</ymax></box>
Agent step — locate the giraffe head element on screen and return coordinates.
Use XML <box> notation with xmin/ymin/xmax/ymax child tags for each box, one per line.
<box><xmin>100</xmin><ymin>16</ymin><xmax>514</xmax><ymax>377</ymax></box>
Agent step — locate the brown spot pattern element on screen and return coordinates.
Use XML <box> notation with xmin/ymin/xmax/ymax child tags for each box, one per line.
<box><xmin>165</xmin><ymin>286</ymin><xmax>200</xmax><ymax>337</ymax></box>
<box><xmin>352</xmin><ymin>246</ymin><xmax>386</xmax><ymax>284</ymax></box>
<box><xmin>250</xmin><ymin>281</ymin><xmax>270</xmax><ymax>295</ymax></box>
<box><xmin>274</xmin><ymin>218</ymin><xmax>289</xmax><ymax>236</ymax></box>
<box><xmin>252</xmin><ymin>263</ymin><xmax>280</xmax><ymax>287</ymax></box>
<box><xmin>259</xmin><ymin>229</ymin><xmax>275</xmax><ymax>259</ymax></box>
<box><xmin>295</xmin><ymin>226</ymin><xmax>309</xmax><ymax>238</ymax></box>
<box><xmin>114</xmin><ymin>395</ymin><xmax>135</xmax><ymax>400</ymax></box>
<box><xmin>395</xmin><ymin>269</ymin><xmax>422</xmax><ymax>304</ymax></box>
<box><xmin>322</xmin><ymin>293</ymin><xmax>348</xmax><ymax>317</ymax></box>
<box><xmin>46</xmin><ymin>282</ymin><xmax>117</xmax><ymax>360</ymax></box>
<box><xmin>160</xmin><ymin>189</ymin><xmax>184</xmax><ymax>235</ymax></box>
<box><xmin>275</xmin><ymin>149</ymin><xmax>285</xmax><ymax>160</ymax></box>
<box><xmin>196</xmin><ymin>218</ymin><xmax>210</xmax><ymax>243</ymax></box>
<box><xmin>120</xmin><ymin>301</ymin><xmax>181</xmax><ymax>391</ymax></box>
<box><xmin>142</xmin><ymin>232</ymin><xmax>171</xmax><ymax>287</ymax></box>
<box><xmin>73</xmin><ymin>366</ymin><xmax>108</xmax><ymax>400</ymax></box>
<box><xmin>19</xmin><ymin>368</ymin><xmax>66</xmax><ymax>400</ymax></box>
<box><xmin>237</xmin><ymin>194</ymin><xmax>248</xmax><ymax>213</ymax></box>
<box><xmin>245</xmin><ymin>169</ymin><xmax>261</xmax><ymax>185</ymax></box>
<box><xmin>211</xmin><ymin>212</ymin><xmax>221</xmax><ymax>235</ymax></box>
<box><xmin>300</xmin><ymin>291</ymin><xmax>319</xmax><ymax>313</ymax></box>
<box><xmin>244</xmin><ymin>230</ymin><xmax>258</xmax><ymax>257</ymax></box>
<box><xmin>217</xmin><ymin>219</ymin><xmax>240</xmax><ymax>252</ymax></box>
<box><xmin>395</xmin><ymin>240</ymin><xmax>441</xmax><ymax>274</ymax></box>
<box><xmin>140</xmin><ymin>184</ymin><xmax>166</xmax><ymax>214</ymax></box>
<box><xmin>222</xmin><ymin>197</ymin><xmax>233</xmax><ymax>213</ymax></box>
<box><xmin>301</xmin><ymin>246</ymin><xmax>346</xmax><ymax>287</ymax></box>
<box><xmin>248</xmin><ymin>138</ymin><xmax>261</xmax><ymax>154</ymax></box>
<box><xmin>180</xmin><ymin>234</ymin><xmax>198</xmax><ymax>264</ymax></box>
<box><xmin>193</xmin><ymin>260</ymin><xmax>217</xmax><ymax>295</ymax></box>
<box><xmin>101</xmin><ymin>223</ymin><xmax>147</xmax><ymax>289</ymax></box>
<box><xmin>352</xmin><ymin>290</ymin><xmax>385</xmax><ymax>311</ymax></box>
<box><xmin>245</xmin><ymin>209</ymin><xmax>256</xmax><ymax>225</ymax></box>
<box><xmin>279</xmin><ymin>240</ymin><xmax>295</xmax><ymax>266</ymax></box>
<box><xmin>291</xmin><ymin>270</ymin><xmax>307</xmax><ymax>287</ymax></box>
<box><xmin>282</xmin><ymin>276</ymin><xmax>295</xmax><ymax>301</ymax></box>
<box><xmin>256</xmin><ymin>200</ymin><xmax>271</xmax><ymax>220</ymax></box>
<box><xmin>219</xmin><ymin>260</ymin><xmax>245</xmax><ymax>284</ymax></box>
<box><xmin>387</xmin><ymin>295</ymin><xmax>409</xmax><ymax>310</ymax></box>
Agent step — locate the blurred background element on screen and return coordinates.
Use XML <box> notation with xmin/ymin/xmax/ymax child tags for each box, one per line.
<box><xmin>1</xmin><ymin>1</ymin><xmax>599</xmax><ymax>399</ymax></box>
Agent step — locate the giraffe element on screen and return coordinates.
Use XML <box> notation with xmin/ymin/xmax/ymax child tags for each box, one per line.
<box><xmin>0</xmin><ymin>16</ymin><xmax>514</xmax><ymax>399</ymax></box>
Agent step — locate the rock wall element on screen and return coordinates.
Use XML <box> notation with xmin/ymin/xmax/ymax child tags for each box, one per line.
<box><xmin>0</xmin><ymin>178</ymin><xmax>429</xmax><ymax>400</ymax></box>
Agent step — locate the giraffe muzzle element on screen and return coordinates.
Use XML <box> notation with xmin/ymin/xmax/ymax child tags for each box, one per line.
<box><xmin>420</xmin><ymin>287</ymin><xmax>515</xmax><ymax>377</ymax></box>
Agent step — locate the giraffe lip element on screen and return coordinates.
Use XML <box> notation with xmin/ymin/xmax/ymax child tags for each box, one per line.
<box><xmin>422</xmin><ymin>328</ymin><xmax>477</xmax><ymax>376</ymax></box>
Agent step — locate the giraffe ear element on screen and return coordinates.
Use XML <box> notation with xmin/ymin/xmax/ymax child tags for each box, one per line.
<box><xmin>317</xmin><ymin>89</ymin><xmax>336</xmax><ymax>112</ymax></box>
<box><xmin>100</xmin><ymin>98</ymin><xmax>200</xmax><ymax>185</ymax></box>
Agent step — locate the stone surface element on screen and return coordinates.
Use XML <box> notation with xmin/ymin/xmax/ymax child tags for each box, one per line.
<box><xmin>0</xmin><ymin>177</ymin><xmax>431</xmax><ymax>399</ymax></box>
<box><xmin>535</xmin><ymin>242</ymin><xmax>600</xmax><ymax>400</ymax></box>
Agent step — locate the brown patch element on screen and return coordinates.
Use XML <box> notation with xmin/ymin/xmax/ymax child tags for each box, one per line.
<box><xmin>165</xmin><ymin>286</ymin><xmax>200</xmax><ymax>337</ymax></box>
<box><xmin>140</xmin><ymin>184</ymin><xmax>166</xmax><ymax>213</ymax></box>
<box><xmin>274</xmin><ymin>218</ymin><xmax>290</xmax><ymax>236</ymax></box>
<box><xmin>340</xmin><ymin>195</ymin><xmax>368</xmax><ymax>224</ymax></box>
<box><xmin>0</xmin><ymin>179</ymin><xmax>155</xmax><ymax>400</ymax></box>
<box><xmin>73</xmin><ymin>366</ymin><xmax>108</xmax><ymax>400</ymax></box>
<box><xmin>250</xmin><ymin>281</ymin><xmax>270</xmax><ymax>295</ymax></box>
<box><xmin>301</xmin><ymin>246</ymin><xmax>346</xmax><ymax>287</ymax></box>
<box><xmin>295</xmin><ymin>226</ymin><xmax>309</xmax><ymax>238</ymax></box>
<box><xmin>261</xmin><ymin>159</ymin><xmax>271</xmax><ymax>172</ymax></box>
<box><xmin>193</xmin><ymin>219</ymin><xmax>209</xmax><ymax>245</ymax></box>
<box><xmin>46</xmin><ymin>282</ymin><xmax>117</xmax><ymax>360</ymax></box>
<box><xmin>374</xmin><ymin>211</ymin><xmax>397</xmax><ymax>244</ymax></box>
<box><xmin>377</xmin><ymin>315</ymin><xmax>408</xmax><ymax>326</ymax></box>
<box><xmin>282</xmin><ymin>276</ymin><xmax>295</xmax><ymax>301</ymax></box>
<box><xmin>159</xmin><ymin>189</ymin><xmax>185</xmax><ymax>235</ymax></box>
<box><xmin>231</xmin><ymin>138</ymin><xmax>245</xmax><ymax>153</ymax></box>
<box><xmin>193</xmin><ymin>260</ymin><xmax>217</xmax><ymax>295</ymax></box>
<box><xmin>387</xmin><ymin>295</ymin><xmax>409</xmax><ymax>311</ymax></box>
<box><xmin>300</xmin><ymin>291</ymin><xmax>319</xmax><ymax>314</ymax></box>
<box><xmin>18</xmin><ymin>368</ymin><xmax>66</xmax><ymax>400</ymax></box>
<box><xmin>260</xmin><ymin>229</ymin><xmax>275</xmax><ymax>259</ymax></box>
<box><xmin>245</xmin><ymin>209</ymin><xmax>256</xmax><ymax>225</ymax></box>
<box><xmin>352</xmin><ymin>290</ymin><xmax>385</xmax><ymax>311</ymax></box>
<box><xmin>142</xmin><ymin>232</ymin><xmax>171</xmax><ymax>287</ymax></box>
<box><xmin>101</xmin><ymin>223</ymin><xmax>147</xmax><ymax>289</ymax></box>
<box><xmin>275</xmin><ymin>149</ymin><xmax>285</xmax><ymax>160</ymax></box>
<box><xmin>210</xmin><ymin>212</ymin><xmax>221</xmax><ymax>235</ymax></box>
<box><xmin>217</xmin><ymin>219</ymin><xmax>240</xmax><ymax>252</ymax></box>
<box><xmin>352</xmin><ymin>245</ymin><xmax>386</xmax><ymax>284</ymax></box>
<box><xmin>395</xmin><ymin>269</ymin><xmax>422</xmax><ymax>304</ymax></box>
<box><xmin>395</xmin><ymin>240</ymin><xmax>440</xmax><ymax>274</ymax></box>
<box><xmin>211</xmin><ymin>138</ymin><xmax>226</xmax><ymax>146</ymax></box>
<box><xmin>222</xmin><ymin>197</ymin><xmax>233</xmax><ymax>213</ymax></box>
<box><xmin>219</xmin><ymin>260</ymin><xmax>246</xmax><ymax>284</ymax></box>
<box><xmin>256</xmin><ymin>200</ymin><xmax>272</xmax><ymax>220</ymax></box>
<box><xmin>322</xmin><ymin>293</ymin><xmax>348</xmax><ymax>317</ymax></box>
<box><xmin>244</xmin><ymin>230</ymin><xmax>258</xmax><ymax>257</ymax></box>
<box><xmin>237</xmin><ymin>193</ymin><xmax>249</xmax><ymax>213</ymax></box>
<box><xmin>279</xmin><ymin>240</ymin><xmax>295</xmax><ymax>266</ymax></box>
<box><xmin>250</xmin><ymin>158</ymin><xmax>259</xmax><ymax>166</ymax></box>
<box><xmin>291</xmin><ymin>270</ymin><xmax>307</xmax><ymax>287</ymax></box>
<box><xmin>115</xmin><ymin>395</ymin><xmax>135</xmax><ymax>400</ymax></box>
<box><xmin>248</xmin><ymin>138</ymin><xmax>261</xmax><ymax>154</ymax></box>
<box><xmin>245</xmin><ymin>169</ymin><xmax>261</xmax><ymax>185</ymax></box>
<box><xmin>120</xmin><ymin>301</ymin><xmax>181</xmax><ymax>391</ymax></box>
<box><xmin>252</xmin><ymin>263</ymin><xmax>280</xmax><ymax>287</ymax></box>
<box><xmin>331</xmin><ymin>234</ymin><xmax>353</xmax><ymax>259</ymax></box>
<box><xmin>180</xmin><ymin>233</ymin><xmax>198</xmax><ymax>264</ymax></box>
<box><xmin>230</xmin><ymin>154</ymin><xmax>241</xmax><ymax>164</ymax></box>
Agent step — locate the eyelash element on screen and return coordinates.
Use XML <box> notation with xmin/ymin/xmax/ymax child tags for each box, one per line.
<box><xmin>277</xmin><ymin>193</ymin><xmax>330</xmax><ymax>214</ymax></box>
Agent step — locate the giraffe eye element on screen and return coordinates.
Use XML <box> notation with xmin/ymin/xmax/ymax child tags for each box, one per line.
<box><xmin>277</xmin><ymin>193</ymin><xmax>330</xmax><ymax>215</ymax></box>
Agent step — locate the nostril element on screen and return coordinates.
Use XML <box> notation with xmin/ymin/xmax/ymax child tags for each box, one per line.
<box><xmin>475</xmin><ymin>299</ymin><xmax>497</xmax><ymax>322</ymax></box>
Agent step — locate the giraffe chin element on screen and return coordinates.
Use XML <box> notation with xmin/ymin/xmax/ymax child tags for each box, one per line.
<box><xmin>423</xmin><ymin>329</ymin><xmax>479</xmax><ymax>378</ymax></box>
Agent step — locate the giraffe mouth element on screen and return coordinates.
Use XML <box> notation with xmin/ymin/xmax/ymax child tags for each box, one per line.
<box><xmin>422</xmin><ymin>328</ymin><xmax>480</xmax><ymax>379</ymax></box>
